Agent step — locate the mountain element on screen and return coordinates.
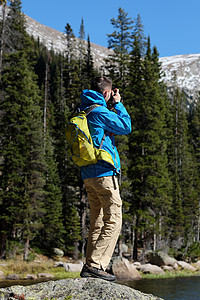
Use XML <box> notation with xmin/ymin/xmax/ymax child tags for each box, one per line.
<box><xmin>1</xmin><ymin>6</ymin><xmax>200</xmax><ymax>102</ymax></box>
<box><xmin>24</xmin><ymin>14</ymin><xmax>112</xmax><ymax>73</ymax></box>
<box><xmin>160</xmin><ymin>54</ymin><xmax>200</xmax><ymax>103</ymax></box>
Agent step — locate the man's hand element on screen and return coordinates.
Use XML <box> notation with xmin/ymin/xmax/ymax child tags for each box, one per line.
<box><xmin>112</xmin><ymin>89</ymin><xmax>121</xmax><ymax>103</ymax></box>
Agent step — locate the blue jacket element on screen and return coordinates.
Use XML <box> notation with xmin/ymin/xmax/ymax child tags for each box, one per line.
<box><xmin>80</xmin><ymin>89</ymin><xmax>131</xmax><ymax>180</ymax></box>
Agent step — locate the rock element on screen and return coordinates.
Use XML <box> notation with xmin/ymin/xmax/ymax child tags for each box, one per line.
<box><xmin>0</xmin><ymin>278</ymin><xmax>163</xmax><ymax>300</ymax></box>
<box><xmin>0</xmin><ymin>270</ymin><xmax>5</xmax><ymax>280</ymax></box>
<box><xmin>121</xmin><ymin>243</ymin><xmax>128</xmax><ymax>253</ymax></box>
<box><xmin>162</xmin><ymin>266</ymin><xmax>174</xmax><ymax>271</ymax></box>
<box><xmin>63</xmin><ymin>262</ymin><xmax>83</xmax><ymax>272</ymax></box>
<box><xmin>146</xmin><ymin>251</ymin><xmax>177</xmax><ymax>267</ymax></box>
<box><xmin>194</xmin><ymin>260</ymin><xmax>200</xmax><ymax>269</ymax></box>
<box><xmin>54</xmin><ymin>261</ymin><xmax>65</xmax><ymax>267</ymax></box>
<box><xmin>173</xmin><ymin>263</ymin><xmax>179</xmax><ymax>270</ymax></box>
<box><xmin>0</xmin><ymin>270</ymin><xmax>4</xmax><ymax>277</ymax></box>
<box><xmin>133</xmin><ymin>262</ymin><xmax>142</xmax><ymax>270</ymax></box>
<box><xmin>140</xmin><ymin>263</ymin><xmax>165</xmax><ymax>275</ymax></box>
<box><xmin>53</xmin><ymin>248</ymin><xmax>64</xmax><ymax>257</ymax></box>
<box><xmin>112</xmin><ymin>257</ymin><xmax>141</xmax><ymax>280</ymax></box>
<box><xmin>37</xmin><ymin>273</ymin><xmax>55</xmax><ymax>278</ymax></box>
<box><xmin>177</xmin><ymin>261</ymin><xmax>196</xmax><ymax>271</ymax></box>
<box><xmin>6</xmin><ymin>274</ymin><xmax>20</xmax><ymax>280</ymax></box>
<box><xmin>26</xmin><ymin>274</ymin><xmax>38</xmax><ymax>280</ymax></box>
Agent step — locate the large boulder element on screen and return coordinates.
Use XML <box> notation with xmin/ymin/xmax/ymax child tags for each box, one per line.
<box><xmin>37</xmin><ymin>273</ymin><xmax>55</xmax><ymax>279</ymax></box>
<box><xmin>177</xmin><ymin>261</ymin><xmax>196</xmax><ymax>271</ymax></box>
<box><xmin>0</xmin><ymin>278</ymin><xmax>163</xmax><ymax>300</ymax></box>
<box><xmin>194</xmin><ymin>260</ymin><xmax>200</xmax><ymax>270</ymax></box>
<box><xmin>63</xmin><ymin>262</ymin><xmax>83</xmax><ymax>272</ymax></box>
<box><xmin>54</xmin><ymin>261</ymin><xmax>83</xmax><ymax>272</ymax></box>
<box><xmin>140</xmin><ymin>263</ymin><xmax>165</xmax><ymax>275</ymax></box>
<box><xmin>112</xmin><ymin>257</ymin><xmax>141</xmax><ymax>280</ymax></box>
<box><xmin>6</xmin><ymin>274</ymin><xmax>20</xmax><ymax>280</ymax></box>
<box><xmin>146</xmin><ymin>251</ymin><xmax>177</xmax><ymax>267</ymax></box>
<box><xmin>162</xmin><ymin>266</ymin><xmax>174</xmax><ymax>272</ymax></box>
<box><xmin>53</xmin><ymin>248</ymin><xmax>64</xmax><ymax>257</ymax></box>
<box><xmin>26</xmin><ymin>274</ymin><xmax>38</xmax><ymax>280</ymax></box>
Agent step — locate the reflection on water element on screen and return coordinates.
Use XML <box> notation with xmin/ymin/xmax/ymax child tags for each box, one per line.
<box><xmin>118</xmin><ymin>276</ymin><xmax>200</xmax><ymax>300</ymax></box>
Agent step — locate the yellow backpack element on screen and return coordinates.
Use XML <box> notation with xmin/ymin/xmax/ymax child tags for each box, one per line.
<box><xmin>65</xmin><ymin>105</ymin><xmax>114</xmax><ymax>167</ymax></box>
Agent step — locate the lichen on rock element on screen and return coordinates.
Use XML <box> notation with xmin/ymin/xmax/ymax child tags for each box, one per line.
<box><xmin>0</xmin><ymin>278</ymin><xmax>163</xmax><ymax>300</ymax></box>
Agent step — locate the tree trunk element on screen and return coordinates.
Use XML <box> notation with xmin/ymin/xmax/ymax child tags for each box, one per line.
<box><xmin>44</xmin><ymin>61</ymin><xmax>48</xmax><ymax>142</ymax></box>
<box><xmin>80</xmin><ymin>181</ymin><xmax>87</xmax><ymax>257</ymax></box>
<box><xmin>73</xmin><ymin>241</ymin><xmax>79</xmax><ymax>261</ymax></box>
<box><xmin>197</xmin><ymin>201</ymin><xmax>200</xmax><ymax>242</ymax></box>
<box><xmin>133</xmin><ymin>227</ymin><xmax>138</xmax><ymax>260</ymax></box>
<box><xmin>23</xmin><ymin>238</ymin><xmax>30</xmax><ymax>261</ymax></box>
<box><xmin>118</xmin><ymin>239</ymin><xmax>122</xmax><ymax>257</ymax></box>
<box><xmin>153</xmin><ymin>232</ymin><xmax>156</xmax><ymax>251</ymax></box>
<box><xmin>0</xmin><ymin>3</ymin><xmax>6</xmax><ymax>79</ymax></box>
<box><xmin>0</xmin><ymin>227</ymin><xmax>7</xmax><ymax>259</ymax></box>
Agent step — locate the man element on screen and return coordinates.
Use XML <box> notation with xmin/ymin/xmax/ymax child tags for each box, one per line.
<box><xmin>79</xmin><ymin>76</ymin><xmax>131</xmax><ymax>281</ymax></box>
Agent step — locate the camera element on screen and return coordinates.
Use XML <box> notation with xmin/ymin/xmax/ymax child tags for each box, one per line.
<box><xmin>107</xmin><ymin>90</ymin><xmax>116</xmax><ymax>110</ymax></box>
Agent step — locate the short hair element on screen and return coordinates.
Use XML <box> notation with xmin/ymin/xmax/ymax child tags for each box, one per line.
<box><xmin>91</xmin><ymin>76</ymin><xmax>112</xmax><ymax>94</ymax></box>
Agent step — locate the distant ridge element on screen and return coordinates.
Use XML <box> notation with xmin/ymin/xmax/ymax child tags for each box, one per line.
<box><xmin>24</xmin><ymin>14</ymin><xmax>113</xmax><ymax>71</ymax></box>
<box><xmin>1</xmin><ymin>6</ymin><xmax>200</xmax><ymax>102</ymax></box>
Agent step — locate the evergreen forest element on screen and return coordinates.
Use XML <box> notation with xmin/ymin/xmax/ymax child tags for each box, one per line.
<box><xmin>1</xmin><ymin>0</ymin><xmax>200</xmax><ymax>262</ymax></box>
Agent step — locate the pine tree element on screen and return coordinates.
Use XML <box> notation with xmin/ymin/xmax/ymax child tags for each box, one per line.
<box><xmin>132</xmin><ymin>14</ymin><xmax>147</xmax><ymax>57</ymax></box>
<box><xmin>167</xmin><ymin>87</ymin><xmax>199</xmax><ymax>252</ymax></box>
<box><xmin>82</xmin><ymin>35</ymin><xmax>95</xmax><ymax>88</ymax></box>
<box><xmin>107</xmin><ymin>7</ymin><xmax>133</xmax><ymax>96</ymax></box>
<box><xmin>49</xmin><ymin>52</ymin><xmax>81</xmax><ymax>258</ymax></box>
<box><xmin>37</xmin><ymin>130</ymin><xmax>65</xmax><ymax>254</ymax></box>
<box><xmin>106</xmin><ymin>9</ymin><xmax>134</xmax><ymax>248</ymax></box>
<box><xmin>78</xmin><ymin>18</ymin><xmax>86</xmax><ymax>88</ymax></box>
<box><xmin>126</xmin><ymin>16</ymin><xmax>146</xmax><ymax>259</ymax></box>
<box><xmin>128</xmin><ymin>35</ymin><xmax>172</xmax><ymax>258</ymax></box>
<box><xmin>64</xmin><ymin>23</ymin><xmax>76</xmax><ymax>64</ymax></box>
<box><xmin>63</xmin><ymin>23</ymin><xmax>76</xmax><ymax>94</ymax></box>
<box><xmin>0</xmin><ymin>0</ymin><xmax>46</xmax><ymax>258</ymax></box>
<box><xmin>65</xmin><ymin>204</ymin><xmax>81</xmax><ymax>259</ymax></box>
<box><xmin>189</xmin><ymin>95</ymin><xmax>200</xmax><ymax>243</ymax></box>
<box><xmin>0</xmin><ymin>0</ymin><xmax>6</xmax><ymax>78</ymax></box>
<box><xmin>62</xmin><ymin>23</ymin><xmax>82</xmax><ymax>109</ymax></box>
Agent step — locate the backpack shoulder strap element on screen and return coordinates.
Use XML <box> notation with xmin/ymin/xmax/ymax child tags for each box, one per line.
<box><xmin>84</xmin><ymin>104</ymin><xmax>106</xmax><ymax>150</ymax></box>
<box><xmin>99</xmin><ymin>133</ymin><xmax>106</xmax><ymax>150</ymax></box>
<box><xmin>84</xmin><ymin>104</ymin><xmax>99</xmax><ymax>116</ymax></box>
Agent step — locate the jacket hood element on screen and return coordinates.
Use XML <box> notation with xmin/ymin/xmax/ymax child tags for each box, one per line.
<box><xmin>80</xmin><ymin>89</ymin><xmax>107</xmax><ymax>111</ymax></box>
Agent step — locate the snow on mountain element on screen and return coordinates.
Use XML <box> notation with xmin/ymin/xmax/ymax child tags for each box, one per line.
<box><xmin>1</xmin><ymin>6</ymin><xmax>200</xmax><ymax>98</ymax></box>
<box><xmin>160</xmin><ymin>54</ymin><xmax>200</xmax><ymax>91</ymax></box>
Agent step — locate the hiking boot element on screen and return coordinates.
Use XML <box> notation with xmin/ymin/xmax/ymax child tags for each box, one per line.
<box><xmin>80</xmin><ymin>264</ymin><xmax>116</xmax><ymax>282</ymax></box>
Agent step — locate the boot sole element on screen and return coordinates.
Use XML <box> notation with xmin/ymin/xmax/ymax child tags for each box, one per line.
<box><xmin>80</xmin><ymin>271</ymin><xmax>116</xmax><ymax>282</ymax></box>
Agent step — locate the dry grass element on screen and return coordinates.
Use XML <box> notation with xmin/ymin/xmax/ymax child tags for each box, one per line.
<box><xmin>0</xmin><ymin>260</ymin><xmax>55</xmax><ymax>276</ymax></box>
<box><xmin>0</xmin><ymin>258</ymin><xmax>80</xmax><ymax>279</ymax></box>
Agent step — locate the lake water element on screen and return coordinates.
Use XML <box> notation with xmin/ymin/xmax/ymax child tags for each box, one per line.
<box><xmin>119</xmin><ymin>276</ymin><xmax>200</xmax><ymax>300</ymax></box>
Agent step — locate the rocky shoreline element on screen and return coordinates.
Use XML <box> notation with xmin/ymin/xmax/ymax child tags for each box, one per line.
<box><xmin>1</xmin><ymin>251</ymin><xmax>200</xmax><ymax>282</ymax></box>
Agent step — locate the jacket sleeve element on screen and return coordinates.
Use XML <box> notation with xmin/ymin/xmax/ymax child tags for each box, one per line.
<box><xmin>88</xmin><ymin>102</ymin><xmax>131</xmax><ymax>135</ymax></box>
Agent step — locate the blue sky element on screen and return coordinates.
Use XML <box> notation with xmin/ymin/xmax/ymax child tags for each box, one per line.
<box><xmin>21</xmin><ymin>0</ymin><xmax>200</xmax><ymax>58</ymax></box>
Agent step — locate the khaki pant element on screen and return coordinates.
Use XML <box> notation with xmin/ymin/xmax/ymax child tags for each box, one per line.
<box><xmin>84</xmin><ymin>176</ymin><xmax>122</xmax><ymax>270</ymax></box>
